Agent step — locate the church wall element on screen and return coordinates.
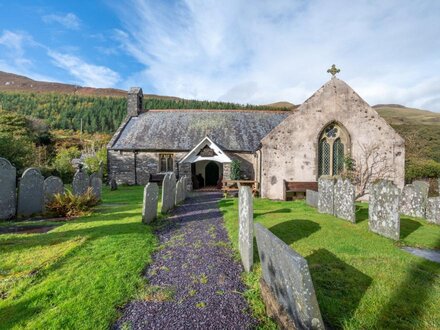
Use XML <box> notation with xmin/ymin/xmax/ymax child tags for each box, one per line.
<box><xmin>260</xmin><ymin>78</ymin><xmax>405</xmax><ymax>200</ymax></box>
<box><xmin>108</xmin><ymin>150</ymin><xmax>136</xmax><ymax>185</ymax></box>
<box><xmin>226</xmin><ymin>152</ymin><xmax>256</xmax><ymax>180</ymax></box>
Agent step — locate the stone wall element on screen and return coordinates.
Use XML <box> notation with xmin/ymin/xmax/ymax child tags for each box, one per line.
<box><xmin>108</xmin><ymin>150</ymin><xmax>136</xmax><ymax>185</ymax></box>
<box><xmin>369</xmin><ymin>180</ymin><xmax>401</xmax><ymax>240</ymax></box>
<box><xmin>254</xmin><ymin>223</ymin><xmax>324</xmax><ymax>329</ymax></box>
<box><xmin>260</xmin><ymin>78</ymin><xmax>405</xmax><ymax>200</ymax></box>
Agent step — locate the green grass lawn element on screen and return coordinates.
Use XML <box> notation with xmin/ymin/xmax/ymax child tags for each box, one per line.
<box><xmin>219</xmin><ymin>198</ymin><xmax>440</xmax><ymax>330</ymax></box>
<box><xmin>0</xmin><ymin>185</ymin><xmax>156</xmax><ymax>329</ymax></box>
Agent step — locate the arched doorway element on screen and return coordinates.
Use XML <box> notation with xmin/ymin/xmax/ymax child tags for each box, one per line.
<box><xmin>205</xmin><ymin>161</ymin><xmax>219</xmax><ymax>186</ymax></box>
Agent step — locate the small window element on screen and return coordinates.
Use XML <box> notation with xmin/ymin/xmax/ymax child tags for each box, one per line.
<box><xmin>159</xmin><ymin>154</ymin><xmax>174</xmax><ymax>172</ymax></box>
<box><xmin>318</xmin><ymin>123</ymin><xmax>349</xmax><ymax>177</ymax></box>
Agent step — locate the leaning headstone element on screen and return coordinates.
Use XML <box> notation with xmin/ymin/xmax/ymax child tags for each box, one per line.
<box><xmin>334</xmin><ymin>178</ymin><xmax>356</xmax><ymax>223</ymax></box>
<box><xmin>110</xmin><ymin>178</ymin><xmax>118</xmax><ymax>191</ymax></box>
<box><xmin>73</xmin><ymin>169</ymin><xmax>89</xmax><ymax>196</ymax></box>
<box><xmin>306</xmin><ymin>189</ymin><xmax>318</xmax><ymax>208</ymax></box>
<box><xmin>426</xmin><ymin>197</ymin><xmax>440</xmax><ymax>225</ymax></box>
<box><xmin>254</xmin><ymin>223</ymin><xmax>324</xmax><ymax>330</ymax></box>
<box><xmin>175</xmin><ymin>178</ymin><xmax>182</xmax><ymax>205</ymax></box>
<box><xmin>369</xmin><ymin>180</ymin><xmax>401</xmax><ymax>240</ymax></box>
<box><xmin>43</xmin><ymin>176</ymin><xmax>64</xmax><ymax>209</ymax></box>
<box><xmin>239</xmin><ymin>184</ymin><xmax>253</xmax><ymax>272</ymax></box>
<box><xmin>89</xmin><ymin>173</ymin><xmax>102</xmax><ymax>200</ymax></box>
<box><xmin>318</xmin><ymin>176</ymin><xmax>335</xmax><ymax>215</ymax></box>
<box><xmin>161</xmin><ymin>172</ymin><xmax>176</xmax><ymax>213</ymax></box>
<box><xmin>142</xmin><ymin>183</ymin><xmax>159</xmax><ymax>224</ymax></box>
<box><xmin>0</xmin><ymin>158</ymin><xmax>17</xmax><ymax>220</ymax></box>
<box><xmin>400</xmin><ymin>181</ymin><xmax>429</xmax><ymax>218</ymax></box>
<box><xmin>17</xmin><ymin>168</ymin><xmax>44</xmax><ymax>217</ymax></box>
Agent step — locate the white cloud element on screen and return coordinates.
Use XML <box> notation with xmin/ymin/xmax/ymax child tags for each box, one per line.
<box><xmin>42</xmin><ymin>13</ymin><xmax>81</xmax><ymax>30</ymax></box>
<box><xmin>0</xmin><ymin>30</ymin><xmax>35</xmax><ymax>73</ymax></box>
<box><xmin>48</xmin><ymin>51</ymin><xmax>120</xmax><ymax>87</ymax></box>
<box><xmin>111</xmin><ymin>0</ymin><xmax>440</xmax><ymax>111</ymax></box>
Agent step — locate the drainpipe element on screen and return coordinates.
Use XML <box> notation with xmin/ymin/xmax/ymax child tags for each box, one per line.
<box><xmin>134</xmin><ymin>151</ymin><xmax>138</xmax><ymax>185</ymax></box>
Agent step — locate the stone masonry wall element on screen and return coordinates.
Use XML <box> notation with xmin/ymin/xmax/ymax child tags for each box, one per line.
<box><xmin>260</xmin><ymin>78</ymin><xmax>405</xmax><ymax>200</ymax></box>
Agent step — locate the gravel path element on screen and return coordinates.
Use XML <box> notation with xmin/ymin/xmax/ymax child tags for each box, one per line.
<box><xmin>115</xmin><ymin>192</ymin><xmax>257</xmax><ymax>330</ymax></box>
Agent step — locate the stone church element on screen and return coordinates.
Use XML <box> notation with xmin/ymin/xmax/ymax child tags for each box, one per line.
<box><xmin>107</xmin><ymin>70</ymin><xmax>405</xmax><ymax>200</ymax></box>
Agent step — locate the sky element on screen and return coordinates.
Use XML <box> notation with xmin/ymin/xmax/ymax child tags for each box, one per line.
<box><xmin>0</xmin><ymin>0</ymin><xmax>439</xmax><ymax>111</ymax></box>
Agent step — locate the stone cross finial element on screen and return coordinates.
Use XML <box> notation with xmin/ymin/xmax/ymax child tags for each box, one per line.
<box><xmin>327</xmin><ymin>64</ymin><xmax>340</xmax><ymax>77</ymax></box>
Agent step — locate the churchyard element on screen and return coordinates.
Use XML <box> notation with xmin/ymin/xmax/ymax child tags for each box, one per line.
<box><xmin>0</xmin><ymin>177</ymin><xmax>438</xmax><ymax>328</ymax></box>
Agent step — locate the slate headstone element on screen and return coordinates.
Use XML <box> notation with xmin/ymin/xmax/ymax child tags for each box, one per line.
<box><xmin>318</xmin><ymin>176</ymin><xmax>335</xmax><ymax>215</ymax></box>
<box><xmin>239</xmin><ymin>184</ymin><xmax>253</xmax><ymax>272</ymax></box>
<box><xmin>369</xmin><ymin>180</ymin><xmax>401</xmax><ymax>240</ymax></box>
<box><xmin>306</xmin><ymin>189</ymin><xmax>318</xmax><ymax>208</ymax></box>
<box><xmin>254</xmin><ymin>223</ymin><xmax>324</xmax><ymax>330</ymax></box>
<box><xmin>142</xmin><ymin>183</ymin><xmax>159</xmax><ymax>224</ymax></box>
<box><xmin>43</xmin><ymin>176</ymin><xmax>64</xmax><ymax>210</ymax></box>
<box><xmin>400</xmin><ymin>181</ymin><xmax>429</xmax><ymax>218</ymax></box>
<box><xmin>17</xmin><ymin>168</ymin><xmax>44</xmax><ymax>217</ymax></box>
<box><xmin>161</xmin><ymin>172</ymin><xmax>176</xmax><ymax>213</ymax></box>
<box><xmin>426</xmin><ymin>197</ymin><xmax>440</xmax><ymax>225</ymax></box>
<box><xmin>334</xmin><ymin>178</ymin><xmax>356</xmax><ymax>223</ymax></box>
<box><xmin>89</xmin><ymin>173</ymin><xmax>102</xmax><ymax>200</ymax></box>
<box><xmin>110</xmin><ymin>178</ymin><xmax>118</xmax><ymax>191</ymax></box>
<box><xmin>73</xmin><ymin>169</ymin><xmax>89</xmax><ymax>196</ymax></box>
<box><xmin>0</xmin><ymin>157</ymin><xmax>17</xmax><ymax>220</ymax></box>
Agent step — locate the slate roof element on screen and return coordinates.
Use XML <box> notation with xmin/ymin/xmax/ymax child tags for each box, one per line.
<box><xmin>109</xmin><ymin>110</ymin><xmax>290</xmax><ymax>152</ymax></box>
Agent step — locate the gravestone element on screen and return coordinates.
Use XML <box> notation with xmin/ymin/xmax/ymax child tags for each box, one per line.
<box><xmin>89</xmin><ymin>173</ymin><xmax>102</xmax><ymax>200</ymax></box>
<box><xmin>334</xmin><ymin>178</ymin><xmax>356</xmax><ymax>223</ymax></box>
<box><xmin>306</xmin><ymin>190</ymin><xmax>318</xmax><ymax>208</ymax></box>
<box><xmin>43</xmin><ymin>176</ymin><xmax>64</xmax><ymax>210</ymax></box>
<box><xmin>254</xmin><ymin>223</ymin><xmax>324</xmax><ymax>330</ymax></box>
<box><xmin>142</xmin><ymin>183</ymin><xmax>159</xmax><ymax>224</ymax></box>
<box><xmin>175</xmin><ymin>178</ymin><xmax>183</xmax><ymax>205</ymax></box>
<box><xmin>73</xmin><ymin>169</ymin><xmax>89</xmax><ymax>196</ymax></box>
<box><xmin>17</xmin><ymin>168</ymin><xmax>44</xmax><ymax>217</ymax></box>
<box><xmin>369</xmin><ymin>180</ymin><xmax>401</xmax><ymax>240</ymax></box>
<box><xmin>318</xmin><ymin>177</ymin><xmax>335</xmax><ymax>215</ymax></box>
<box><xmin>426</xmin><ymin>197</ymin><xmax>440</xmax><ymax>225</ymax></box>
<box><xmin>0</xmin><ymin>158</ymin><xmax>17</xmax><ymax>220</ymax></box>
<box><xmin>110</xmin><ymin>178</ymin><xmax>118</xmax><ymax>191</ymax></box>
<box><xmin>161</xmin><ymin>172</ymin><xmax>176</xmax><ymax>213</ymax></box>
<box><xmin>239</xmin><ymin>184</ymin><xmax>253</xmax><ymax>272</ymax></box>
<box><xmin>400</xmin><ymin>181</ymin><xmax>429</xmax><ymax>218</ymax></box>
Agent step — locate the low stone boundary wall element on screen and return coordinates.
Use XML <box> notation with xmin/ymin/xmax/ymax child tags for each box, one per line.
<box><xmin>254</xmin><ymin>223</ymin><xmax>324</xmax><ymax>330</ymax></box>
<box><xmin>369</xmin><ymin>180</ymin><xmax>401</xmax><ymax>240</ymax></box>
<box><xmin>306</xmin><ymin>189</ymin><xmax>318</xmax><ymax>208</ymax></box>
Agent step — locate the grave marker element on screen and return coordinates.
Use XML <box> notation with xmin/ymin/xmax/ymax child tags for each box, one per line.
<box><xmin>0</xmin><ymin>158</ymin><xmax>17</xmax><ymax>220</ymax></box>
<box><xmin>17</xmin><ymin>168</ymin><xmax>44</xmax><ymax>217</ymax></box>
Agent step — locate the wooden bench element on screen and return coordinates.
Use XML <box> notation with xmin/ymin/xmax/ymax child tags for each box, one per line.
<box><xmin>222</xmin><ymin>180</ymin><xmax>259</xmax><ymax>197</ymax></box>
<box><xmin>149</xmin><ymin>173</ymin><xmax>166</xmax><ymax>186</ymax></box>
<box><xmin>283</xmin><ymin>181</ymin><xmax>318</xmax><ymax>201</ymax></box>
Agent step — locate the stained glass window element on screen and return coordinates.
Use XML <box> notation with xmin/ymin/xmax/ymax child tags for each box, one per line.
<box><xmin>318</xmin><ymin>123</ymin><xmax>348</xmax><ymax>178</ymax></box>
<box><xmin>159</xmin><ymin>154</ymin><xmax>174</xmax><ymax>172</ymax></box>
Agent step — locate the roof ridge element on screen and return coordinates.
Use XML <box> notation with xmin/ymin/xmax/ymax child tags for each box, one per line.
<box><xmin>147</xmin><ymin>109</ymin><xmax>291</xmax><ymax>114</ymax></box>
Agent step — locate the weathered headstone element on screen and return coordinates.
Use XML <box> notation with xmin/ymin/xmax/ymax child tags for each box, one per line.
<box><xmin>161</xmin><ymin>172</ymin><xmax>176</xmax><ymax>213</ymax></box>
<box><xmin>142</xmin><ymin>183</ymin><xmax>159</xmax><ymax>224</ymax></box>
<box><xmin>0</xmin><ymin>158</ymin><xmax>17</xmax><ymax>220</ymax></box>
<box><xmin>306</xmin><ymin>189</ymin><xmax>318</xmax><ymax>208</ymax></box>
<box><xmin>89</xmin><ymin>173</ymin><xmax>102</xmax><ymax>200</ymax></box>
<box><xmin>426</xmin><ymin>197</ymin><xmax>440</xmax><ymax>225</ymax></box>
<box><xmin>73</xmin><ymin>169</ymin><xmax>89</xmax><ymax>196</ymax></box>
<box><xmin>110</xmin><ymin>178</ymin><xmax>118</xmax><ymax>191</ymax></box>
<box><xmin>334</xmin><ymin>178</ymin><xmax>356</xmax><ymax>223</ymax></box>
<box><xmin>239</xmin><ymin>184</ymin><xmax>253</xmax><ymax>272</ymax></box>
<box><xmin>175</xmin><ymin>177</ymin><xmax>185</xmax><ymax>205</ymax></box>
<box><xmin>17</xmin><ymin>168</ymin><xmax>44</xmax><ymax>217</ymax></box>
<box><xmin>43</xmin><ymin>176</ymin><xmax>64</xmax><ymax>209</ymax></box>
<box><xmin>254</xmin><ymin>223</ymin><xmax>324</xmax><ymax>330</ymax></box>
<box><xmin>369</xmin><ymin>180</ymin><xmax>401</xmax><ymax>240</ymax></box>
<box><xmin>400</xmin><ymin>181</ymin><xmax>429</xmax><ymax>218</ymax></box>
<box><xmin>318</xmin><ymin>176</ymin><xmax>335</xmax><ymax>215</ymax></box>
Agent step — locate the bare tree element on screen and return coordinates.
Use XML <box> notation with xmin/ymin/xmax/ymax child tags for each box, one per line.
<box><xmin>344</xmin><ymin>143</ymin><xmax>396</xmax><ymax>199</ymax></box>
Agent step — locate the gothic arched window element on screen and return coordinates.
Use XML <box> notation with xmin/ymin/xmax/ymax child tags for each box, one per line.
<box><xmin>318</xmin><ymin>123</ymin><xmax>349</xmax><ymax>177</ymax></box>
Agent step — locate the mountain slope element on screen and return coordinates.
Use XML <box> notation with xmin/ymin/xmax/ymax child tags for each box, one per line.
<box><xmin>374</xmin><ymin>104</ymin><xmax>440</xmax><ymax>126</ymax></box>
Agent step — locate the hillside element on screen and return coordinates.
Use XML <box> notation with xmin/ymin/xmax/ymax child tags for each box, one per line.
<box><xmin>374</xmin><ymin>104</ymin><xmax>440</xmax><ymax>126</ymax></box>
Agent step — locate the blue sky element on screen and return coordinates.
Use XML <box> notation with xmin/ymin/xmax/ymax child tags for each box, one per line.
<box><xmin>0</xmin><ymin>0</ymin><xmax>439</xmax><ymax>111</ymax></box>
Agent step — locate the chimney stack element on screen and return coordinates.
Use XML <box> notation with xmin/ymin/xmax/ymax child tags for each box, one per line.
<box><xmin>127</xmin><ymin>87</ymin><xmax>143</xmax><ymax>117</ymax></box>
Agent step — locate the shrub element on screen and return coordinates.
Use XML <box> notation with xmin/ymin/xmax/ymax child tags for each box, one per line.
<box><xmin>230</xmin><ymin>160</ymin><xmax>241</xmax><ymax>180</ymax></box>
<box><xmin>405</xmin><ymin>158</ymin><xmax>440</xmax><ymax>182</ymax></box>
<box><xmin>53</xmin><ymin>147</ymin><xmax>81</xmax><ymax>183</ymax></box>
<box><xmin>84</xmin><ymin>147</ymin><xmax>107</xmax><ymax>178</ymax></box>
<box><xmin>46</xmin><ymin>188</ymin><xmax>98</xmax><ymax>218</ymax></box>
